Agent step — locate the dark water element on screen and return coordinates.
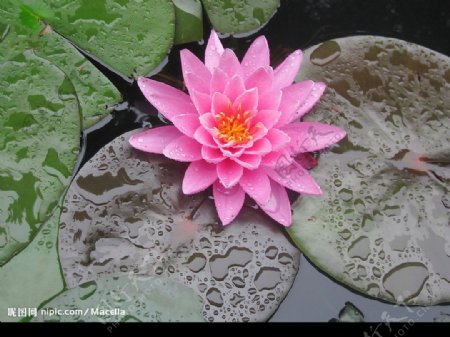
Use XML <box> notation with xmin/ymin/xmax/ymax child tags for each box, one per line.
<box><xmin>76</xmin><ymin>0</ymin><xmax>450</xmax><ymax>322</ymax></box>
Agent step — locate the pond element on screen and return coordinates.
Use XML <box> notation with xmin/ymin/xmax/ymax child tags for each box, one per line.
<box><xmin>0</xmin><ymin>0</ymin><xmax>449</xmax><ymax>324</ymax></box>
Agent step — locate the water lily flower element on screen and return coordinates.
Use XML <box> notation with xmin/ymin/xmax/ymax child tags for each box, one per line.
<box><xmin>130</xmin><ymin>31</ymin><xmax>346</xmax><ymax>226</ymax></box>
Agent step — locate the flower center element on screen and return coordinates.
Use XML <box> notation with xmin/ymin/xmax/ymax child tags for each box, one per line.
<box><xmin>214</xmin><ymin>106</ymin><xmax>252</xmax><ymax>145</ymax></box>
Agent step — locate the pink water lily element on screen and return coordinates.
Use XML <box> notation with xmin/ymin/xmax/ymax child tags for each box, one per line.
<box><xmin>130</xmin><ymin>31</ymin><xmax>346</xmax><ymax>226</ymax></box>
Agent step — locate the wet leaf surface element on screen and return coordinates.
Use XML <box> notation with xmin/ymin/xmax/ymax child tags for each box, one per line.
<box><xmin>34</xmin><ymin>275</ymin><xmax>205</xmax><ymax>322</ymax></box>
<box><xmin>289</xmin><ymin>36</ymin><xmax>450</xmax><ymax>305</ymax></box>
<box><xmin>0</xmin><ymin>206</ymin><xmax>64</xmax><ymax>321</ymax></box>
<box><xmin>173</xmin><ymin>0</ymin><xmax>203</xmax><ymax>45</ymax></box>
<box><xmin>330</xmin><ymin>301</ymin><xmax>364</xmax><ymax>322</ymax></box>
<box><xmin>59</xmin><ymin>130</ymin><xmax>300</xmax><ymax>322</ymax></box>
<box><xmin>201</xmin><ymin>0</ymin><xmax>280</xmax><ymax>35</ymax></box>
<box><xmin>34</xmin><ymin>0</ymin><xmax>175</xmax><ymax>78</ymax></box>
<box><xmin>0</xmin><ymin>3</ymin><xmax>120</xmax><ymax>264</ymax></box>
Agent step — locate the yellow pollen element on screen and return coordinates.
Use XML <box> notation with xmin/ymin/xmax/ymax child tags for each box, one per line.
<box><xmin>215</xmin><ymin>108</ymin><xmax>252</xmax><ymax>145</ymax></box>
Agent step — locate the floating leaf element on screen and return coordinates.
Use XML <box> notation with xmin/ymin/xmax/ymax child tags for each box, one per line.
<box><xmin>330</xmin><ymin>302</ymin><xmax>365</xmax><ymax>322</ymax></box>
<box><xmin>202</xmin><ymin>0</ymin><xmax>280</xmax><ymax>35</ymax></box>
<box><xmin>59</xmin><ymin>131</ymin><xmax>300</xmax><ymax>322</ymax></box>
<box><xmin>173</xmin><ymin>0</ymin><xmax>203</xmax><ymax>44</ymax></box>
<box><xmin>0</xmin><ymin>206</ymin><xmax>64</xmax><ymax>322</ymax></box>
<box><xmin>289</xmin><ymin>36</ymin><xmax>450</xmax><ymax>305</ymax></box>
<box><xmin>30</xmin><ymin>0</ymin><xmax>175</xmax><ymax>78</ymax></box>
<box><xmin>0</xmin><ymin>3</ymin><xmax>120</xmax><ymax>264</ymax></box>
<box><xmin>34</xmin><ymin>276</ymin><xmax>205</xmax><ymax>322</ymax></box>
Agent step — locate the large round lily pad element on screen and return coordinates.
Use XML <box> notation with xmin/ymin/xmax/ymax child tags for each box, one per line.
<box><xmin>34</xmin><ymin>276</ymin><xmax>204</xmax><ymax>322</ymax></box>
<box><xmin>34</xmin><ymin>0</ymin><xmax>175</xmax><ymax>78</ymax></box>
<box><xmin>289</xmin><ymin>36</ymin><xmax>450</xmax><ymax>305</ymax></box>
<box><xmin>59</xmin><ymin>131</ymin><xmax>300</xmax><ymax>322</ymax></box>
<box><xmin>202</xmin><ymin>0</ymin><xmax>280</xmax><ymax>35</ymax></box>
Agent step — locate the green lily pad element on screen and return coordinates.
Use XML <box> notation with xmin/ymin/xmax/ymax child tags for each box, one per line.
<box><xmin>59</xmin><ymin>131</ymin><xmax>300</xmax><ymax>322</ymax></box>
<box><xmin>29</xmin><ymin>0</ymin><xmax>175</xmax><ymax>78</ymax></box>
<box><xmin>0</xmin><ymin>206</ymin><xmax>64</xmax><ymax>322</ymax></box>
<box><xmin>34</xmin><ymin>276</ymin><xmax>205</xmax><ymax>322</ymax></box>
<box><xmin>289</xmin><ymin>36</ymin><xmax>450</xmax><ymax>305</ymax></box>
<box><xmin>0</xmin><ymin>3</ymin><xmax>120</xmax><ymax>264</ymax></box>
<box><xmin>173</xmin><ymin>0</ymin><xmax>203</xmax><ymax>44</ymax></box>
<box><xmin>202</xmin><ymin>0</ymin><xmax>280</xmax><ymax>35</ymax></box>
<box><xmin>2</xmin><ymin>2</ymin><xmax>122</xmax><ymax>129</ymax></box>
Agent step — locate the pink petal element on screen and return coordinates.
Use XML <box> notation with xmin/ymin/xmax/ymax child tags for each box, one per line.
<box><xmin>193</xmin><ymin>127</ymin><xmax>217</xmax><ymax>147</ymax></box>
<box><xmin>129</xmin><ymin>126</ymin><xmax>182</xmax><ymax>154</ymax></box>
<box><xmin>211</xmin><ymin>92</ymin><xmax>231</xmax><ymax>115</ymax></box>
<box><xmin>190</xmin><ymin>88</ymin><xmax>211</xmax><ymax>114</ymax></box>
<box><xmin>138</xmin><ymin>77</ymin><xmax>196</xmax><ymax>121</ymax></box>
<box><xmin>266</xmin><ymin>128</ymin><xmax>291</xmax><ymax>151</ymax></box>
<box><xmin>163</xmin><ymin>135</ymin><xmax>202</xmax><ymax>162</ymax></box>
<box><xmin>182</xmin><ymin>160</ymin><xmax>218</xmax><ymax>194</ymax></box>
<box><xmin>202</xmin><ymin>146</ymin><xmax>225</xmax><ymax>163</ymax></box>
<box><xmin>221</xmin><ymin>146</ymin><xmax>245</xmax><ymax>158</ymax></box>
<box><xmin>184</xmin><ymin>72</ymin><xmax>210</xmax><ymax>94</ymax></box>
<box><xmin>265</xmin><ymin>162</ymin><xmax>322</xmax><ymax>195</ymax></box>
<box><xmin>199</xmin><ymin>112</ymin><xmax>216</xmax><ymax>130</ymax></box>
<box><xmin>276</xmin><ymin>80</ymin><xmax>314</xmax><ymax>127</ymax></box>
<box><xmin>210</xmin><ymin>68</ymin><xmax>229</xmax><ymax>94</ymax></box>
<box><xmin>273</xmin><ymin>50</ymin><xmax>303</xmax><ymax>90</ymax></box>
<box><xmin>245</xmin><ymin>66</ymin><xmax>273</xmax><ymax>94</ymax></box>
<box><xmin>219</xmin><ymin>49</ymin><xmax>242</xmax><ymax>78</ymax></box>
<box><xmin>239</xmin><ymin>169</ymin><xmax>271</xmax><ymax>204</ymax></box>
<box><xmin>257</xmin><ymin>180</ymin><xmax>292</xmax><ymax>227</ymax></box>
<box><xmin>258</xmin><ymin>89</ymin><xmax>282</xmax><ymax>110</ymax></box>
<box><xmin>245</xmin><ymin>138</ymin><xmax>272</xmax><ymax>155</ymax></box>
<box><xmin>217</xmin><ymin>159</ymin><xmax>243</xmax><ymax>188</ymax></box>
<box><xmin>231</xmin><ymin>153</ymin><xmax>261</xmax><ymax>170</ymax></box>
<box><xmin>241</xmin><ymin>36</ymin><xmax>270</xmax><ymax>78</ymax></box>
<box><xmin>261</xmin><ymin>151</ymin><xmax>293</xmax><ymax>167</ymax></box>
<box><xmin>213</xmin><ymin>182</ymin><xmax>245</xmax><ymax>225</ymax></box>
<box><xmin>250</xmin><ymin>123</ymin><xmax>269</xmax><ymax>142</ymax></box>
<box><xmin>282</xmin><ymin>122</ymin><xmax>346</xmax><ymax>154</ymax></box>
<box><xmin>296</xmin><ymin>153</ymin><xmax>318</xmax><ymax>170</ymax></box>
<box><xmin>224</xmin><ymin>75</ymin><xmax>246</xmax><ymax>102</ymax></box>
<box><xmin>289</xmin><ymin>82</ymin><xmax>326</xmax><ymax>122</ymax></box>
<box><xmin>171</xmin><ymin>114</ymin><xmax>201</xmax><ymax>137</ymax></box>
<box><xmin>232</xmin><ymin>88</ymin><xmax>258</xmax><ymax>112</ymax></box>
<box><xmin>205</xmin><ymin>30</ymin><xmax>224</xmax><ymax>72</ymax></box>
<box><xmin>180</xmin><ymin>49</ymin><xmax>211</xmax><ymax>91</ymax></box>
<box><xmin>251</xmin><ymin>109</ymin><xmax>281</xmax><ymax>129</ymax></box>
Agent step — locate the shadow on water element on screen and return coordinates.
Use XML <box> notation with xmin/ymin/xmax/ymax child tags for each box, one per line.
<box><xmin>72</xmin><ymin>0</ymin><xmax>449</xmax><ymax>321</ymax></box>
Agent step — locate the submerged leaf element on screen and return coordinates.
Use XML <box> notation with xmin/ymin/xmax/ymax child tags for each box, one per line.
<box><xmin>289</xmin><ymin>36</ymin><xmax>450</xmax><ymax>305</ymax></box>
<box><xmin>59</xmin><ymin>131</ymin><xmax>300</xmax><ymax>322</ymax></box>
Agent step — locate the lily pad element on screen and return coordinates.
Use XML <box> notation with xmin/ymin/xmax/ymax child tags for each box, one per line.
<box><xmin>32</xmin><ymin>0</ymin><xmax>175</xmax><ymax>78</ymax></box>
<box><xmin>0</xmin><ymin>206</ymin><xmax>64</xmax><ymax>322</ymax></box>
<box><xmin>330</xmin><ymin>302</ymin><xmax>365</xmax><ymax>322</ymax></box>
<box><xmin>1</xmin><ymin>2</ymin><xmax>122</xmax><ymax>129</ymax></box>
<box><xmin>59</xmin><ymin>131</ymin><xmax>300</xmax><ymax>322</ymax></box>
<box><xmin>34</xmin><ymin>276</ymin><xmax>205</xmax><ymax>322</ymax></box>
<box><xmin>289</xmin><ymin>36</ymin><xmax>450</xmax><ymax>305</ymax></box>
<box><xmin>0</xmin><ymin>3</ymin><xmax>120</xmax><ymax>264</ymax></box>
<box><xmin>201</xmin><ymin>0</ymin><xmax>280</xmax><ymax>35</ymax></box>
<box><xmin>173</xmin><ymin>0</ymin><xmax>203</xmax><ymax>45</ymax></box>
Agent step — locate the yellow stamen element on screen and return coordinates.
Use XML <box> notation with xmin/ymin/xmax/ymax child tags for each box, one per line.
<box><xmin>215</xmin><ymin>107</ymin><xmax>253</xmax><ymax>145</ymax></box>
